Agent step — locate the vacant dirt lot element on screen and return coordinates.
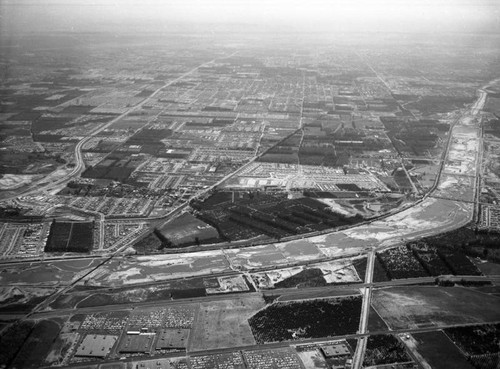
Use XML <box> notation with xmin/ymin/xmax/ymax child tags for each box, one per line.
<box><xmin>372</xmin><ymin>286</ymin><xmax>500</xmax><ymax>330</ymax></box>
<box><xmin>188</xmin><ymin>295</ymin><xmax>265</xmax><ymax>351</ymax></box>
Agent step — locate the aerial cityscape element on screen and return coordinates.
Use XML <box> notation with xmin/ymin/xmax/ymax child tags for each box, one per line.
<box><xmin>0</xmin><ymin>1</ymin><xmax>499</xmax><ymax>369</ymax></box>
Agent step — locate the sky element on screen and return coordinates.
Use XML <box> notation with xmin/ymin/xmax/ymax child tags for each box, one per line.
<box><xmin>1</xmin><ymin>0</ymin><xmax>499</xmax><ymax>34</ymax></box>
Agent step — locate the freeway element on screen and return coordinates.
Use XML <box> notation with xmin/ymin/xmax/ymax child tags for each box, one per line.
<box><xmin>24</xmin><ymin>272</ymin><xmax>500</xmax><ymax>321</ymax></box>
<box><xmin>352</xmin><ymin>250</ymin><xmax>375</xmax><ymax>369</ymax></box>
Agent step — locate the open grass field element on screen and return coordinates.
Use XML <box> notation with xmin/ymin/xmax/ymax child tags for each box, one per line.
<box><xmin>188</xmin><ymin>295</ymin><xmax>265</xmax><ymax>352</ymax></box>
<box><xmin>0</xmin><ymin>320</ymin><xmax>36</xmax><ymax>368</ymax></box>
<box><xmin>363</xmin><ymin>334</ymin><xmax>412</xmax><ymax>367</ymax></box>
<box><xmin>372</xmin><ymin>286</ymin><xmax>500</xmax><ymax>330</ymax></box>
<box><xmin>367</xmin><ymin>306</ymin><xmax>389</xmax><ymax>332</ymax></box>
<box><xmin>474</xmin><ymin>261</ymin><xmax>500</xmax><ymax>276</ymax></box>
<box><xmin>412</xmin><ymin>331</ymin><xmax>474</xmax><ymax>369</ymax></box>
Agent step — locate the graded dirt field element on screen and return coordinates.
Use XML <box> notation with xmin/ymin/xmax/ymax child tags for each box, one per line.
<box><xmin>433</xmin><ymin>174</ymin><xmax>475</xmax><ymax>202</ymax></box>
<box><xmin>296</xmin><ymin>348</ymin><xmax>328</xmax><ymax>368</ymax></box>
<box><xmin>0</xmin><ymin>174</ymin><xmax>38</xmax><ymax>190</ymax></box>
<box><xmin>188</xmin><ymin>295</ymin><xmax>265</xmax><ymax>351</ymax></box>
<box><xmin>0</xmin><ymin>286</ymin><xmax>55</xmax><ymax>313</ymax></box>
<box><xmin>372</xmin><ymin>286</ymin><xmax>500</xmax><ymax>330</ymax></box>
<box><xmin>89</xmin><ymin>252</ymin><xmax>230</xmax><ymax>286</ymax></box>
<box><xmin>474</xmin><ymin>260</ymin><xmax>500</xmax><ymax>276</ymax></box>
<box><xmin>0</xmin><ymin>259</ymin><xmax>102</xmax><ymax>286</ymax></box>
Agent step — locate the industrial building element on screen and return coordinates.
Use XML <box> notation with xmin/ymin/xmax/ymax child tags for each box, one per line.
<box><xmin>155</xmin><ymin>329</ymin><xmax>190</xmax><ymax>350</ymax></box>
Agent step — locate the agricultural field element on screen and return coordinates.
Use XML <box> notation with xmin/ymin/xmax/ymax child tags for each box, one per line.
<box><xmin>363</xmin><ymin>334</ymin><xmax>412</xmax><ymax>367</ymax></box>
<box><xmin>412</xmin><ymin>331</ymin><xmax>474</xmax><ymax>369</ymax></box>
<box><xmin>132</xmin><ymin>232</ymin><xmax>164</xmax><ymax>254</ymax></box>
<box><xmin>439</xmin><ymin>251</ymin><xmax>483</xmax><ymax>276</ymax></box>
<box><xmin>379</xmin><ymin>116</ymin><xmax>450</xmax><ymax>156</ymax></box>
<box><xmin>408</xmin><ymin>241</ymin><xmax>453</xmax><ymax>276</ymax></box>
<box><xmin>249</xmin><ymin>296</ymin><xmax>361</xmax><ymax>343</ymax></box>
<box><xmin>372</xmin><ymin>256</ymin><xmax>391</xmax><ymax>282</ymax></box>
<box><xmin>192</xmin><ymin>191</ymin><xmax>364</xmax><ymax>242</ymax></box>
<box><xmin>372</xmin><ymin>286</ymin><xmax>500</xmax><ymax>330</ymax></box>
<box><xmin>377</xmin><ymin>246</ymin><xmax>429</xmax><ymax>279</ymax></box>
<box><xmin>10</xmin><ymin>318</ymin><xmax>64</xmax><ymax>369</ymax></box>
<box><xmin>382</xmin><ymin>237</ymin><xmax>485</xmax><ymax>278</ymax></box>
<box><xmin>444</xmin><ymin>324</ymin><xmax>500</xmax><ymax>369</ymax></box>
<box><xmin>0</xmin><ymin>320</ymin><xmax>36</xmax><ymax>368</ymax></box>
<box><xmin>155</xmin><ymin>213</ymin><xmax>220</xmax><ymax>247</ymax></box>
<box><xmin>411</xmin><ymin>226</ymin><xmax>500</xmax><ymax>265</ymax></box>
<box><xmin>44</xmin><ymin>221</ymin><xmax>94</xmax><ymax>253</ymax></box>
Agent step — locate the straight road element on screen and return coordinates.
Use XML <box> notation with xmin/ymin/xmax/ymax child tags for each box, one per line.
<box><xmin>352</xmin><ymin>250</ymin><xmax>375</xmax><ymax>369</ymax></box>
<box><xmin>350</xmin><ymin>81</ymin><xmax>490</xmax><ymax>368</ymax></box>
<box><xmin>51</xmin><ymin>318</ymin><xmax>500</xmax><ymax>369</ymax></box>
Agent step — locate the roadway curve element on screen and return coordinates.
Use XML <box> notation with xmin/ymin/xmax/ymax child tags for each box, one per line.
<box><xmin>1</xmin><ymin>53</ymin><xmax>237</xmax><ymax>202</ymax></box>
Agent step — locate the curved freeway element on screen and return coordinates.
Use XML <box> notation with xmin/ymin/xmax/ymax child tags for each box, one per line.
<box><xmin>2</xmin><ymin>52</ymin><xmax>237</xmax><ymax>202</ymax></box>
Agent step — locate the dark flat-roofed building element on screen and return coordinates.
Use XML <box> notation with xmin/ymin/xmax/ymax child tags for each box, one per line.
<box><xmin>155</xmin><ymin>328</ymin><xmax>190</xmax><ymax>350</ymax></box>
<box><xmin>118</xmin><ymin>333</ymin><xmax>155</xmax><ymax>354</ymax></box>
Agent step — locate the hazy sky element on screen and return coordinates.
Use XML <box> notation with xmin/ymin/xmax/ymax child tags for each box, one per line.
<box><xmin>1</xmin><ymin>0</ymin><xmax>499</xmax><ymax>34</ymax></box>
